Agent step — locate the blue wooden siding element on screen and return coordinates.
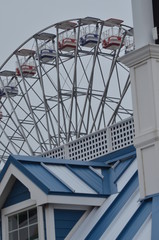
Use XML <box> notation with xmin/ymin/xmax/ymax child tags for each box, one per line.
<box><xmin>54</xmin><ymin>209</ymin><xmax>85</xmax><ymax>240</ymax></box>
<box><xmin>152</xmin><ymin>195</ymin><xmax>159</xmax><ymax>239</ymax></box>
<box><xmin>0</xmin><ymin>216</ymin><xmax>2</xmax><ymax>240</ymax></box>
<box><xmin>3</xmin><ymin>179</ymin><xmax>30</xmax><ymax>208</ymax></box>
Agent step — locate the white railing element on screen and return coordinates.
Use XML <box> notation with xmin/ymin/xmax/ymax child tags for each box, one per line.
<box><xmin>42</xmin><ymin>117</ymin><xmax>135</xmax><ymax>161</ymax></box>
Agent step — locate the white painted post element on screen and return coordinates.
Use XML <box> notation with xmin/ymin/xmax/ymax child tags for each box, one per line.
<box><xmin>121</xmin><ymin>45</ymin><xmax>159</xmax><ymax>199</ymax></box>
<box><xmin>131</xmin><ymin>0</ymin><xmax>155</xmax><ymax>49</ymax></box>
<box><xmin>107</xmin><ymin>126</ymin><xmax>112</xmax><ymax>153</ymax></box>
<box><xmin>64</xmin><ymin>144</ymin><xmax>69</xmax><ymax>159</ymax></box>
<box><xmin>45</xmin><ymin>204</ymin><xmax>56</xmax><ymax>240</ymax></box>
<box><xmin>120</xmin><ymin>0</ymin><xmax>159</xmax><ymax>199</ymax></box>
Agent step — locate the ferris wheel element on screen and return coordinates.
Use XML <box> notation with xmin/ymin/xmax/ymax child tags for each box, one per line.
<box><xmin>0</xmin><ymin>17</ymin><xmax>134</xmax><ymax>165</ymax></box>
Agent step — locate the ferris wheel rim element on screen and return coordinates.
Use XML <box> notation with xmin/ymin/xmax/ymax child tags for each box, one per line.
<box><xmin>0</xmin><ymin>17</ymin><xmax>133</xmax><ymax>70</ymax></box>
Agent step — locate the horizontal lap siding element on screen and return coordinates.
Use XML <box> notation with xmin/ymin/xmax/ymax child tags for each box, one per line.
<box><xmin>54</xmin><ymin>209</ymin><xmax>85</xmax><ymax>240</ymax></box>
<box><xmin>0</xmin><ymin>216</ymin><xmax>2</xmax><ymax>240</ymax></box>
<box><xmin>3</xmin><ymin>179</ymin><xmax>30</xmax><ymax>208</ymax></box>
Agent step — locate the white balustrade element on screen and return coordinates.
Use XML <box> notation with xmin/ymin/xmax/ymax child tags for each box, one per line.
<box><xmin>42</xmin><ymin>117</ymin><xmax>135</xmax><ymax>161</ymax></box>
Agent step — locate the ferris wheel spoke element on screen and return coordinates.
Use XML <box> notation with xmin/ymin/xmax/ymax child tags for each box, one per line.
<box><xmin>18</xmin><ymin>81</ymin><xmax>47</xmax><ymax>151</ymax></box>
<box><xmin>94</xmin><ymin>56</ymin><xmax>111</xmax><ymax>128</ymax></box>
<box><xmin>1</xmin><ymin>94</ymin><xmax>34</xmax><ymax>155</ymax></box>
<box><xmin>18</xmin><ymin>113</ymin><xmax>47</xmax><ymax>149</ymax></box>
<box><xmin>78</xmin><ymin>55</ymin><xmax>91</xmax><ymax>85</ymax></box>
<box><xmin>55</xmin><ymin>60</ymin><xmax>78</xmax><ymax>143</ymax></box>
<box><xmin>78</xmin><ymin>24</ymin><xmax>104</xmax><ymax>135</ymax></box>
<box><xmin>59</xmin><ymin>59</ymin><xmax>73</xmax><ymax>87</ymax></box>
<box><xmin>46</xmin><ymin>99</ymin><xmax>70</xmax><ymax>144</ymax></box>
<box><xmin>14</xmin><ymin>89</ymin><xmax>51</xmax><ymax>150</ymax></box>
<box><xmin>34</xmin><ymin>52</ymin><xmax>53</xmax><ymax>149</ymax></box>
<box><xmin>0</xmin><ymin>141</ymin><xmax>12</xmax><ymax>160</ymax></box>
<box><xmin>2</xmin><ymin>103</ymin><xmax>40</xmax><ymax>153</ymax></box>
<box><xmin>39</xmin><ymin>65</ymin><xmax>58</xmax><ymax>93</ymax></box>
<box><xmin>34</xmin><ymin>37</ymin><xmax>63</xmax><ymax>146</ymax></box>
<box><xmin>115</xmin><ymin>64</ymin><xmax>122</xmax><ymax>97</ymax></box>
<box><xmin>16</xmin><ymin>55</ymin><xmax>45</xmax><ymax>152</ymax></box>
<box><xmin>107</xmin><ymin>75</ymin><xmax>131</xmax><ymax>125</ymax></box>
<box><xmin>0</xmin><ymin>109</ymin><xmax>11</xmax><ymax>134</ymax></box>
<box><xmin>55</xmin><ymin>27</ymin><xmax>62</xmax><ymax>145</ymax></box>
<box><xmin>31</xmin><ymin>109</ymin><xmax>56</xmax><ymax>148</ymax></box>
<box><xmin>59</xmin><ymin>97</ymin><xmax>76</xmax><ymax>142</ymax></box>
<box><xmin>0</xmin><ymin>123</ymin><xmax>18</xmax><ymax>155</ymax></box>
<box><xmin>18</xmin><ymin>70</ymin><xmax>54</xmax><ymax>151</ymax></box>
<box><xmin>86</xmin><ymin>26</ymin><xmax>104</xmax><ymax>133</ymax></box>
<box><xmin>85</xmin><ymin>55</ymin><xmax>107</xmax><ymax>133</ymax></box>
<box><xmin>77</xmin><ymin>55</ymin><xmax>96</xmax><ymax>135</ymax></box>
<box><xmin>67</xmin><ymin>23</ymin><xmax>81</xmax><ymax>142</ymax></box>
<box><xmin>96</xmin><ymin>64</ymin><xmax>117</xmax><ymax>130</ymax></box>
<box><xmin>96</xmin><ymin>55</ymin><xmax>106</xmax><ymax>87</ymax></box>
<box><xmin>0</xmin><ymin>79</ymin><xmax>34</xmax><ymax>147</ymax></box>
<box><xmin>90</xmin><ymin>38</ymin><xmax>126</xmax><ymax>132</ymax></box>
<box><xmin>49</xmin><ymin>110</ymin><xmax>67</xmax><ymax>145</ymax></box>
<box><xmin>76</xmin><ymin>55</ymin><xmax>96</xmax><ymax>135</ymax></box>
<box><xmin>56</xmin><ymin>79</ymin><xmax>68</xmax><ymax>143</ymax></box>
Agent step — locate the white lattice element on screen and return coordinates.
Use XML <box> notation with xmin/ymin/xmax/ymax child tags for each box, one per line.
<box><xmin>42</xmin><ymin>145</ymin><xmax>65</xmax><ymax>159</ymax></box>
<box><xmin>110</xmin><ymin>118</ymin><xmax>134</xmax><ymax>151</ymax></box>
<box><xmin>67</xmin><ymin>128</ymin><xmax>108</xmax><ymax>161</ymax></box>
<box><xmin>110</xmin><ymin>118</ymin><xmax>135</xmax><ymax>151</ymax></box>
<box><xmin>41</xmin><ymin>117</ymin><xmax>135</xmax><ymax>161</ymax></box>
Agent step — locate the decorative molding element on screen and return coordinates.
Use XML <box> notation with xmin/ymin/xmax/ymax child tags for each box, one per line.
<box><xmin>119</xmin><ymin>44</ymin><xmax>159</xmax><ymax>68</ymax></box>
<box><xmin>2</xmin><ymin>199</ymin><xmax>36</xmax><ymax>215</ymax></box>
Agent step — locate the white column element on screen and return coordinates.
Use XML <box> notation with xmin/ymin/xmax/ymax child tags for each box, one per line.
<box><xmin>120</xmin><ymin>44</ymin><xmax>159</xmax><ymax>199</ymax></box>
<box><xmin>131</xmin><ymin>0</ymin><xmax>155</xmax><ymax>49</ymax></box>
<box><xmin>45</xmin><ymin>204</ymin><xmax>56</xmax><ymax>240</ymax></box>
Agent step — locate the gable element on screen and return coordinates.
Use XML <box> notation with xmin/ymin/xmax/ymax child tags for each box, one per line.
<box><xmin>3</xmin><ymin>179</ymin><xmax>30</xmax><ymax>208</ymax></box>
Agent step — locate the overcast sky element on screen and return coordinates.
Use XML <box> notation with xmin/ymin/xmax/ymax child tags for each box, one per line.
<box><xmin>0</xmin><ymin>0</ymin><xmax>133</xmax><ymax>65</ymax></box>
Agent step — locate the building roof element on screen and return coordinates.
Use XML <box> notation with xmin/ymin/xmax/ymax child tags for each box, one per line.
<box><xmin>0</xmin><ymin>154</ymin><xmax>116</xmax><ymax>198</ymax></box>
<box><xmin>1</xmin><ymin>145</ymin><xmax>158</xmax><ymax>239</ymax></box>
<box><xmin>68</xmin><ymin>146</ymin><xmax>159</xmax><ymax>240</ymax></box>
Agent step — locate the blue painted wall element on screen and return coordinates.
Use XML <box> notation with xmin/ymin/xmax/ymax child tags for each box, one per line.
<box><xmin>3</xmin><ymin>179</ymin><xmax>30</xmax><ymax>208</ymax></box>
<box><xmin>54</xmin><ymin>209</ymin><xmax>85</xmax><ymax>240</ymax></box>
<box><xmin>0</xmin><ymin>215</ymin><xmax>2</xmax><ymax>240</ymax></box>
<box><xmin>152</xmin><ymin>195</ymin><xmax>159</xmax><ymax>239</ymax></box>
